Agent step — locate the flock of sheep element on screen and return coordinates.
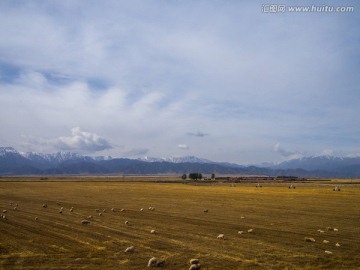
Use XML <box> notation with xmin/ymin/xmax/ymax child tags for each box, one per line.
<box><xmin>1</xmin><ymin>184</ymin><xmax>344</xmax><ymax>269</ymax></box>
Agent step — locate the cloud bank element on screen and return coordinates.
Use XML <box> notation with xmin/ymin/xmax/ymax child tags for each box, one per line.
<box><xmin>0</xmin><ymin>1</ymin><xmax>359</xmax><ymax>163</ymax></box>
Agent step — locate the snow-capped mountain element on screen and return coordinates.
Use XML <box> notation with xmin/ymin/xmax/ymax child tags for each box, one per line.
<box><xmin>0</xmin><ymin>147</ymin><xmax>19</xmax><ymax>156</ymax></box>
<box><xmin>139</xmin><ymin>155</ymin><xmax>214</xmax><ymax>164</ymax></box>
<box><xmin>272</xmin><ymin>155</ymin><xmax>360</xmax><ymax>171</ymax></box>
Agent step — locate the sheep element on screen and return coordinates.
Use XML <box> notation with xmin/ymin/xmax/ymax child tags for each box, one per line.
<box><xmin>247</xmin><ymin>229</ymin><xmax>253</xmax><ymax>233</ymax></box>
<box><xmin>95</xmin><ymin>209</ymin><xmax>101</xmax><ymax>213</ymax></box>
<box><xmin>140</xmin><ymin>208</ymin><xmax>144</xmax><ymax>211</ymax></box>
<box><xmin>327</xmin><ymin>227</ymin><xmax>334</xmax><ymax>231</ymax></box>
<box><xmin>2</xmin><ymin>215</ymin><xmax>7</xmax><ymax>220</ymax></box>
<box><xmin>203</xmin><ymin>209</ymin><xmax>208</xmax><ymax>213</ymax></box>
<box><xmin>148</xmin><ymin>207</ymin><xmax>155</xmax><ymax>211</ymax></box>
<box><xmin>333</xmin><ymin>185</ymin><xmax>341</xmax><ymax>191</ymax></box>
<box><xmin>317</xmin><ymin>229</ymin><xmax>325</xmax><ymax>233</ymax></box>
<box><xmin>147</xmin><ymin>257</ymin><xmax>165</xmax><ymax>267</ymax></box>
<box><xmin>88</xmin><ymin>215</ymin><xmax>93</xmax><ymax>219</ymax></box>
<box><xmin>120</xmin><ymin>209</ymin><xmax>125</xmax><ymax>212</ymax></box>
<box><xmin>323</xmin><ymin>240</ymin><xmax>330</xmax><ymax>244</ymax></box>
<box><xmin>35</xmin><ymin>217</ymin><xmax>38</xmax><ymax>221</ymax></box>
<box><xmin>60</xmin><ymin>207</ymin><xmax>64</xmax><ymax>211</ymax></box>
<box><xmin>98</xmin><ymin>213</ymin><xmax>102</xmax><ymax>217</ymax></box>
<box><xmin>13</xmin><ymin>206</ymin><xmax>18</xmax><ymax>211</ymax></box>
<box><xmin>102</xmin><ymin>209</ymin><xmax>106</xmax><ymax>213</ymax></box>
<box><xmin>335</xmin><ymin>243</ymin><xmax>340</xmax><ymax>247</ymax></box>
<box><xmin>238</xmin><ymin>231</ymin><xmax>244</xmax><ymax>235</ymax></box>
<box><xmin>333</xmin><ymin>228</ymin><xmax>339</xmax><ymax>232</ymax></box>
<box><xmin>2</xmin><ymin>210</ymin><xmax>7</xmax><ymax>213</ymax></box>
<box><xmin>59</xmin><ymin>209</ymin><xmax>63</xmax><ymax>214</ymax></box>
<box><xmin>305</xmin><ymin>237</ymin><xmax>316</xmax><ymax>243</ymax></box>
<box><xmin>111</xmin><ymin>208</ymin><xmax>115</xmax><ymax>212</ymax></box>
<box><xmin>70</xmin><ymin>207</ymin><xmax>74</xmax><ymax>212</ymax></box>
<box><xmin>217</xmin><ymin>234</ymin><xmax>225</xmax><ymax>240</ymax></box>
<box><xmin>42</xmin><ymin>203</ymin><xmax>48</xmax><ymax>208</ymax></box>
<box><xmin>81</xmin><ymin>220</ymin><xmax>91</xmax><ymax>225</ymax></box>
<box><xmin>150</xmin><ymin>229</ymin><xmax>156</xmax><ymax>234</ymax></box>
<box><xmin>125</xmin><ymin>220</ymin><xmax>129</xmax><ymax>225</ymax></box>
<box><xmin>124</xmin><ymin>246</ymin><xmax>135</xmax><ymax>253</ymax></box>
<box><xmin>240</xmin><ymin>216</ymin><xmax>245</xmax><ymax>219</ymax></box>
<box><xmin>324</xmin><ymin>250</ymin><xmax>333</xmax><ymax>255</ymax></box>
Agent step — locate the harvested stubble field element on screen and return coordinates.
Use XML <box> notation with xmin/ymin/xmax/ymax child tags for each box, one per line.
<box><xmin>0</xmin><ymin>179</ymin><xmax>359</xmax><ymax>269</ymax></box>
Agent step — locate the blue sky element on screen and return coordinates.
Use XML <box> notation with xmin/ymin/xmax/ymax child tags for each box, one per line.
<box><xmin>0</xmin><ymin>0</ymin><xmax>359</xmax><ymax>164</ymax></box>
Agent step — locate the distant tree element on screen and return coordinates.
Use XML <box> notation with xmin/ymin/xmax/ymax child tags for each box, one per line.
<box><xmin>181</xmin><ymin>174</ymin><xmax>187</xmax><ymax>180</ymax></box>
<box><xmin>189</xmin><ymin>173</ymin><xmax>202</xmax><ymax>180</ymax></box>
<box><xmin>211</xmin><ymin>173</ymin><xmax>215</xmax><ymax>180</ymax></box>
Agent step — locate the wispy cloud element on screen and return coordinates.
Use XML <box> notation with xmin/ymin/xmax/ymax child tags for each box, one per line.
<box><xmin>0</xmin><ymin>1</ymin><xmax>359</xmax><ymax>164</ymax></box>
<box><xmin>187</xmin><ymin>131</ymin><xmax>208</xmax><ymax>137</ymax></box>
<box><xmin>178</xmin><ymin>144</ymin><xmax>189</xmax><ymax>150</ymax></box>
<box><xmin>273</xmin><ymin>143</ymin><xmax>302</xmax><ymax>160</ymax></box>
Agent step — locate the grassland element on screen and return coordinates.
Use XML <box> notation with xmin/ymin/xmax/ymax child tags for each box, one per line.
<box><xmin>0</xmin><ymin>179</ymin><xmax>359</xmax><ymax>269</ymax></box>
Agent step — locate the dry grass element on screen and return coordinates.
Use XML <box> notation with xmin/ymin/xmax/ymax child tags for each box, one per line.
<box><xmin>0</xmin><ymin>180</ymin><xmax>359</xmax><ymax>269</ymax></box>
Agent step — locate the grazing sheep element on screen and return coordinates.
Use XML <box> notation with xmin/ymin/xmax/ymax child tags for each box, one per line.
<box><xmin>2</xmin><ymin>210</ymin><xmax>7</xmax><ymax>213</ymax></box>
<box><xmin>124</xmin><ymin>246</ymin><xmax>135</xmax><ymax>253</ymax></box>
<box><xmin>325</xmin><ymin>250</ymin><xmax>333</xmax><ymax>255</ymax></box>
<box><xmin>317</xmin><ymin>229</ymin><xmax>325</xmax><ymax>233</ymax></box>
<box><xmin>111</xmin><ymin>208</ymin><xmax>115</xmax><ymax>212</ymax></box>
<box><xmin>42</xmin><ymin>203</ymin><xmax>48</xmax><ymax>208</ymax></box>
<box><xmin>13</xmin><ymin>206</ymin><xmax>18</xmax><ymax>211</ymax></box>
<box><xmin>203</xmin><ymin>209</ymin><xmax>208</xmax><ymax>213</ymax></box>
<box><xmin>217</xmin><ymin>234</ymin><xmax>225</xmax><ymax>240</ymax></box>
<box><xmin>148</xmin><ymin>207</ymin><xmax>155</xmax><ymax>211</ymax></box>
<box><xmin>333</xmin><ymin>185</ymin><xmax>341</xmax><ymax>191</ymax></box>
<box><xmin>2</xmin><ymin>215</ymin><xmax>7</xmax><ymax>220</ymax></box>
<box><xmin>147</xmin><ymin>257</ymin><xmax>159</xmax><ymax>267</ymax></box>
<box><xmin>335</xmin><ymin>243</ymin><xmax>340</xmax><ymax>247</ymax></box>
<box><xmin>60</xmin><ymin>207</ymin><xmax>64</xmax><ymax>211</ymax></box>
<box><xmin>125</xmin><ymin>220</ymin><xmax>129</xmax><ymax>225</ymax></box>
<box><xmin>88</xmin><ymin>215</ymin><xmax>93</xmax><ymax>219</ymax></box>
<box><xmin>240</xmin><ymin>216</ymin><xmax>245</xmax><ymax>219</ymax></box>
<box><xmin>248</xmin><ymin>229</ymin><xmax>253</xmax><ymax>233</ymax></box>
<box><xmin>59</xmin><ymin>209</ymin><xmax>63</xmax><ymax>214</ymax></box>
<box><xmin>150</xmin><ymin>229</ymin><xmax>156</xmax><ymax>234</ymax></box>
<box><xmin>323</xmin><ymin>240</ymin><xmax>330</xmax><ymax>244</ymax></box>
<box><xmin>333</xmin><ymin>228</ymin><xmax>339</xmax><ymax>232</ymax></box>
<box><xmin>120</xmin><ymin>209</ymin><xmax>125</xmax><ymax>212</ymax></box>
<box><xmin>98</xmin><ymin>213</ymin><xmax>102</xmax><ymax>217</ymax></box>
<box><xmin>305</xmin><ymin>237</ymin><xmax>316</xmax><ymax>243</ymax></box>
<box><xmin>35</xmin><ymin>217</ymin><xmax>38</xmax><ymax>221</ymax></box>
<box><xmin>81</xmin><ymin>220</ymin><xmax>91</xmax><ymax>225</ymax></box>
<box><xmin>70</xmin><ymin>207</ymin><xmax>74</xmax><ymax>212</ymax></box>
<box><xmin>238</xmin><ymin>231</ymin><xmax>244</xmax><ymax>235</ymax></box>
<box><xmin>140</xmin><ymin>208</ymin><xmax>144</xmax><ymax>211</ymax></box>
<box><xmin>102</xmin><ymin>209</ymin><xmax>106</xmax><ymax>213</ymax></box>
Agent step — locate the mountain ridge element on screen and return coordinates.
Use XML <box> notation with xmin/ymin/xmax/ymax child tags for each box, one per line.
<box><xmin>1</xmin><ymin>147</ymin><xmax>360</xmax><ymax>177</ymax></box>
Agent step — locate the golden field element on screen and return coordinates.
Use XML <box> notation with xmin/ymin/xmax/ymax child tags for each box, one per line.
<box><xmin>0</xmin><ymin>178</ymin><xmax>359</xmax><ymax>269</ymax></box>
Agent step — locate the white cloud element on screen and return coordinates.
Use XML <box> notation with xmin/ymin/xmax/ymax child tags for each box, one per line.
<box><xmin>178</xmin><ymin>144</ymin><xmax>189</xmax><ymax>150</ymax></box>
<box><xmin>273</xmin><ymin>143</ymin><xmax>303</xmax><ymax>160</ymax></box>
<box><xmin>0</xmin><ymin>1</ymin><xmax>359</xmax><ymax>164</ymax></box>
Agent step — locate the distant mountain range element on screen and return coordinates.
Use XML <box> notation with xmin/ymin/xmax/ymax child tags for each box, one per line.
<box><xmin>1</xmin><ymin>147</ymin><xmax>360</xmax><ymax>178</ymax></box>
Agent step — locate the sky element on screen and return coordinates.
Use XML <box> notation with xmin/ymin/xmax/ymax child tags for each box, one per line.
<box><xmin>0</xmin><ymin>0</ymin><xmax>359</xmax><ymax>165</ymax></box>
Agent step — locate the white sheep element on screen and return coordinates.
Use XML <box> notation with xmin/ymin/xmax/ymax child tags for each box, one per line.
<box><xmin>305</xmin><ymin>237</ymin><xmax>316</xmax><ymax>243</ymax></box>
<box><xmin>140</xmin><ymin>208</ymin><xmax>144</xmax><ymax>211</ymax></box>
<box><xmin>317</xmin><ymin>229</ymin><xmax>325</xmax><ymax>233</ymax></box>
<box><xmin>98</xmin><ymin>213</ymin><xmax>102</xmax><ymax>217</ymax></box>
<box><xmin>217</xmin><ymin>234</ymin><xmax>225</xmax><ymax>240</ymax></box>
<box><xmin>335</xmin><ymin>243</ymin><xmax>340</xmax><ymax>247</ymax></box>
<box><xmin>148</xmin><ymin>207</ymin><xmax>155</xmax><ymax>211</ymax></box>
<box><xmin>238</xmin><ymin>231</ymin><xmax>244</xmax><ymax>235</ymax></box>
<box><xmin>35</xmin><ymin>217</ymin><xmax>38</xmax><ymax>221</ymax></box>
<box><xmin>81</xmin><ymin>220</ymin><xmax>91</xmax><ymax>225</ymax></box>
<box><xmin>333</xmin><ymin>228</ymin><xmax>339</xmax><ymax>232</ymax></box>
<box><xmin>248</xmin><ymin>229</ymin><xmax>253</xmax><ymax>233</ymax></box>
<box><xmin>120</xmin><ymin>209</ymin><xmax>125</xmax><ymax>212</ymax></box>
<box><xmin>323</xmin><ymin>240</ymin><xmax>330</xmax><ymax>244</ymax></box>
<box><xmin>111</xmin><ymin>208</ymin><xmax>115</xmax><ymax>212</ymax></box>
<box><xmin>325</xmin><ymin>250</ymin><xmax>333</xmax><ymax>255</ymax></box>
<box><xmin>42</xmin><ymin>203</ymin><xmax>48</xmax><ymax>208</ymax></box>
<box><xmin>70</xmin><ymin>207</ymin><xmax>74</xmax><ymax>212</ymax></box>
<box><xmin>147</xmin><ymin>257</ymin><xmax>165</xmax><ymax>267</ymax></box>
<box><xmin>124</xmin><ymin>246</ymin><xmax>135</xmax><ymax>253</ymax></box>
<box><xmin>125</xmin><ymin>220</ymin><xmax>129</xmax><ymax>225</ymax></box>
<box><xmin>150</xmin><ymin>229</ymin><xmax>156</xmax><ymax>234</ymax></box>
<box><xmin>2</xmin><ymin>210</ymin><xmax>7</xmax><ymax>213</ymax></box>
